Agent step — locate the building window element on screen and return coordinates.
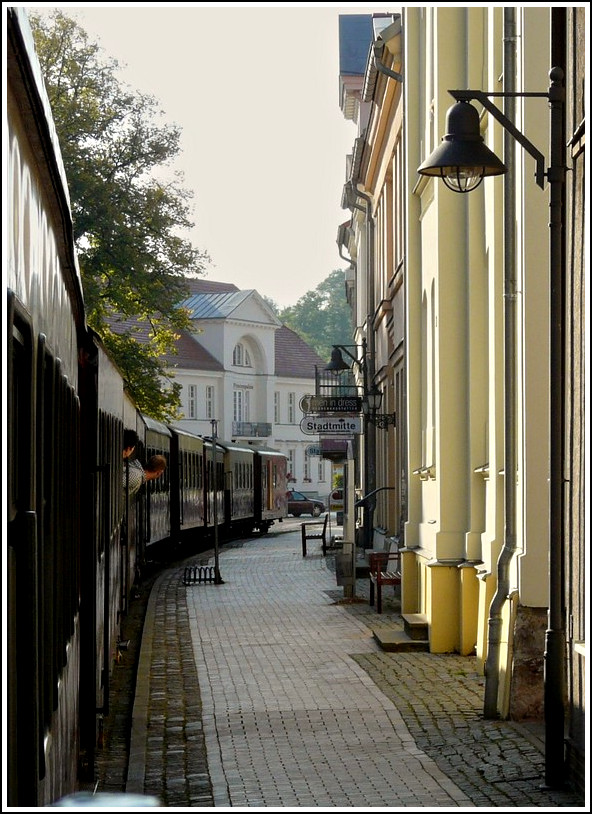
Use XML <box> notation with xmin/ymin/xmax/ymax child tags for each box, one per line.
<box><xmin>206</xmin><ymin>386</ymin><xmax>215</xmax><ymax>419</ymax></box>
<box><xmin>274</xmin><ymin>392</ymin><xmax>280</xmax><ymax>424</ymax></box>
<box><xmin>233</xmin><ymin>342</ymin><xmax>252</xmax><ymax>367</ymax></box>
<box><xmin>187</xmin><ymin>384</ymin><xmax>197</xmax><ymax>419</ymax></box>
<box><xmin>303</xmin><ymin>452</ymin><xmax>310</xmax><ymax>481</ymax></box>
<box><xmin>287</xmin><ymin>450</ymin><xmax>295</xmax><ymax>481</ymax></box>
<box><xmin>318</xmin><ymin>460</ymin><xmax>325</xmax><ymax>481</ymax></box>
<box><xmin>288</xmin><ymin>392</ymin><xmax>296</xmax><ymax>424</ymax></box>
<box><xmin>234</xmin><ymin>388</ymin><xmax>250</xmax><ymax>422</ymax></box>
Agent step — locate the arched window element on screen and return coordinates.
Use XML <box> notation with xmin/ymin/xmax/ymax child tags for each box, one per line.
<box><xmin>233</xmin><ymin>342</ymin><xmax>252</xmax><ymax>367</ymax></box>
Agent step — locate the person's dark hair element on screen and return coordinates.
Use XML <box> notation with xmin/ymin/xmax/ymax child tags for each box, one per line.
<box><xmin>123</xmin><ymin>429</ymin><xmax>139</xmax><ymax>450</ymax></box>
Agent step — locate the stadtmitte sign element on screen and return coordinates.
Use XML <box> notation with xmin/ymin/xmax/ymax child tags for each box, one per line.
<box><xmin>299</xmin><ymin>416</ymin><xmax>362</xmax><ymax>435</ymax></box>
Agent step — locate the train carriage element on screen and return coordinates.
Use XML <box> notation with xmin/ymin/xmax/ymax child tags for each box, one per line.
<box><xmin>6</xmin><ymin>8</ymin><xmax>88</xmax><ymax>804</ymax></box>
<box><xmin>253</xmin><ymin>448</ymin><xmax>288</xmax><ymax>533</ymax></box>
<box><xmin>203</xmin><ymin>437</ymin><xmax>226</xmax><ymax>537</ymax></box>
<box><xmin>141</xmin><ymin>415</ymin><xmax>172</xmax><ymax>552</ymax></box>
<box><xmin>86</xmin><ymin>339</ymin><xmax>134</xmax><ymax>755</ymax></box>
<box><xmin>169</xmin><ymin>426</ymin><xmax>205</xmax><ymax>543</ymax></box>
<box><xmin>222</xmin><ymin>442</ymin><xmax>256</xmax><ymax>537</ymax></box>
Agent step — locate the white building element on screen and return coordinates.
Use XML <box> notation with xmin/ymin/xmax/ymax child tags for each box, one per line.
<box><xmin>168</xmin><ymin>279</ymin><xmax>331</xmax><ymax>499</ymax></box>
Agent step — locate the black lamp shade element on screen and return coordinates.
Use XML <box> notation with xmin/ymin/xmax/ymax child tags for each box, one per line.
<box><xmin>366</xmin><ymin>385</ymin><xmax>383</xmax><ymax>412</ymax></box>
<box><xmin>325</xmin><ymin>347</ymin><xmax>351</xmax><ymax>372</ymax></box>
<box><xmin>418</xmin><ymin>101</ymin><xmax>507</xmax><ymax>192</ymax></box>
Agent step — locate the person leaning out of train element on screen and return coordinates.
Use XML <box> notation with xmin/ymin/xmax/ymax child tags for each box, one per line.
<box><xmin>123</xmin><ymin>429</ymin><xmax>146</xmax><ymax>497</ymax></box>
<box><xmin>123</xmin><ymin>447</ymin><xmax>166</xmax><ymax>497</ymax></box>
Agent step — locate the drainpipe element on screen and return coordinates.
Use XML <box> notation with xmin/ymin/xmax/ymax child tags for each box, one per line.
<box><xmin>338</xmin><ymin>246</ymin><xmax>353</xmax><ymax>267</ymax></box>
<box><xmin>373</xmin><ymin>41</ymin><xmax>403</xmax><ymax>83</ymax></box>
<box><xmin>348</xmin><ymin>181</ymin><xmax>377</xmax><ymax>550</ymax></box>
<box><xmin>484</xmin><ymin>7</ymin><xmax>518</xmax><ymax>719</ymax></box>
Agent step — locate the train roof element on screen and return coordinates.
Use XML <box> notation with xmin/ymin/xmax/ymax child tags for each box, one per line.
<box><xmin>252</xmin><ymin>447</ymin><xmax>288</xmax><ymax>458</ymax></box>
<box><xmin>141</xmin><ymin>414</ymin><xmax>172</xmax><ymax>436</ymax></box>
<box><xmin>167</xmin><ymin>425</ymin><xmax>205</xmax><ymax>443</ymax></box>
<box><xmin>218</xmin><ymin>441</ymin><xmax>256</xmax><ymax>456</ymax></box>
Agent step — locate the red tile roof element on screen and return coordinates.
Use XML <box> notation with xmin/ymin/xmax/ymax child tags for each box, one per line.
<box><xmin>101</xmin><ymin>313</ymin><xmax>223</xmax><ymax>371</ymax></box>
<box><xmin>166</xmin><ymin>330</ymin><xmax>223</xmax><ymax>371</ymax></box>
<box><xmin>275</xmin><ymin>326</ymin><xmax>326</xmax><ymax>379</ymax></box>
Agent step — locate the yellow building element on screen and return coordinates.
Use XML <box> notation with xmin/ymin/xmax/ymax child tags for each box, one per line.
<box><xmin>338</xmin><ymin>8</ymin><xmax>586</xmax><ymax>790</ymax></box>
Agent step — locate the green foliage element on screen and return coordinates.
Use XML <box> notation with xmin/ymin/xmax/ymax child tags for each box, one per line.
<box><xmin>278</xmin><ymin>270</ymin><xmax>353</xmax><ymax>361</ymax></box>
<box><xmin>30</xmin><ymin>10</ymin><xmax>209</xmax><ymax>418</ymax></box>
<box><xmin>101</xmin><ymin>328</ymin><xmax>182</xmax><ymax>422</ymax></box>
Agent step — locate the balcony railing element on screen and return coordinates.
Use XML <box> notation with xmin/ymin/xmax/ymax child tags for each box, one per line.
<box><xmin>232</xmin><ymin>422</ymin><xmax>272</xmax><ymax>438</ymax></box>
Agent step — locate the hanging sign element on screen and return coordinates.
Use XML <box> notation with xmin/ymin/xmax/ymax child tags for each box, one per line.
<box><xmin>300</xmin><ymin>395</ymin><xmax>362</xmax><ymax>414</ymax></box>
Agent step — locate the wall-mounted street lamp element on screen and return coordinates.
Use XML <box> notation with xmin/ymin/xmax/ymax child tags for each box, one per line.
<box><xmin>324</xmin><ymin>342</ymin><xmax>373</xmax><ymax>549</ymax></box>
<box><xmin>326</xmin><ymin>349</ymin><xmax>396</xmax><ymax>429</ymax></box>
<box><xmin>324</xmin><ymin>341</ymin><xmax>396</xmax><ymax>552</ymax></box>
<box><xmin>418</xmin><ymin>67</ymin><xmax>566</xmax><ymax>789</ymax></box>
<box><xmin>363</xmin><ymin>384</ymin><xmax>396</xmax><ymax>429</ymax></box>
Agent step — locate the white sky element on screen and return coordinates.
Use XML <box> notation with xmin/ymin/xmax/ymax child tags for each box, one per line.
<box><xmin>24</xmin><ymin>2</ymin><xmax>387</xmax><ymax>308</ymax></box>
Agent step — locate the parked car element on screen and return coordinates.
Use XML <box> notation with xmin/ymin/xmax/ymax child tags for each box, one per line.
<box><xmin>286</xmin><ymin>490</ymin><xmax>326</xmax><ymax>518</ymax></box>
<box><xmin>329</xmin><ymin>488</ymin><xmax>344</xmax><ymax>510</ymax></box>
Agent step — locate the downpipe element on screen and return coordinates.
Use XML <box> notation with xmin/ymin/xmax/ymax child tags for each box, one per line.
<box><xmin>483</xmin><ymin>8</ymin><xmax>518</xmax><ymax>720</ymax></box>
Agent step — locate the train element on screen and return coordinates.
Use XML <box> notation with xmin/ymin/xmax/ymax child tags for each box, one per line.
<box><xmin>5</xmin><ymin>9</ymin><xmax>286</xmax><ymax>806</ymax></box>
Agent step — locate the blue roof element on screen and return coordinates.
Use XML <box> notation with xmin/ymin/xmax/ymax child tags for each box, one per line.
<box><xmin>339</xmin><ymin>14</ymin><xmax>373</xmax><ymax>76</ymax></box>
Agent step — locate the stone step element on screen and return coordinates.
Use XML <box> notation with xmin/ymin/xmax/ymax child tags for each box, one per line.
<box><xmin>401</xmin><ymin>612</ymin><xmax>429</xmax><ymax>641</ymax></box>
<box><xmin>372</xmin><ymin>628</ymin><xmax>430</xmax><ymax>653</ymax></box>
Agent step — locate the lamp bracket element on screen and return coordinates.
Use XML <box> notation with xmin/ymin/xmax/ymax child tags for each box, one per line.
<box><xmin>333</xmin><ymin>343</ymin><xmax>368</xmax><ymax>372</ymax></box>
<box><xmin>368</xmin><ymin>412</ymin><xmax>396</xmax><ymax>429</ymax></box>
<box><xmin>450</xmin><ymin>89</ymin><xmax>547</xmax><ymax>188</ymax></box>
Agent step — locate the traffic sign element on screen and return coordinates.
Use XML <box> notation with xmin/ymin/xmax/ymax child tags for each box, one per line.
<box><xmin>299</xmin><ymin>415</ymin><xmax>362</xmax><ymax>435</ymax></box>
<box><xmin>305</xmin><ymin>445</ymin><xmax>322</xmax><ymax>457</ymax></box>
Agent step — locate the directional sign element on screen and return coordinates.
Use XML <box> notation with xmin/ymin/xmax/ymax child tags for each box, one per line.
<box><xmin>300</xmin><ymin>395</ymin><xmax>362</xmax><ymax>414</ymax></box>
<box><xmin>300</xmin><ymin>415</ymin><xmax>362</xmax><ymax>435</ymax></box>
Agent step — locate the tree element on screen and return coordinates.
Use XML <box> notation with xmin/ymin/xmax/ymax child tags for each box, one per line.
<box><xmin>278</xmin><ymin>270</ymin><xmax>352</xmax><ymax>362</ymax></box>
<box><xmin>30</xmin><ymin>10</ymin><xmax>209</xmax><ymax>420</ymax></box>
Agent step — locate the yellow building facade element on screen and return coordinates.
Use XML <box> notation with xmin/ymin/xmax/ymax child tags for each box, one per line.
<box><xmin>405</xmin><ymin>6</ymin><xmax>553</xmax><ymax>719</ymax></box>
<box><xmin>342</xmin><ymin>7</ymin><xmax>556</xmax><ymax>721</ymax></box>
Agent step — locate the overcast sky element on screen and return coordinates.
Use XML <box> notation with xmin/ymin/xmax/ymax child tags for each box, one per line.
<box><xmin>26</xmin><ymin>3</ymin><xmax>384</xmax><ymax>308</ymax></box>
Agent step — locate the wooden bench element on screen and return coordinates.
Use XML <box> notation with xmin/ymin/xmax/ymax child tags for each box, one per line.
<box><xmin>301</xmin><ymin>513</ymin><xmax>329</xmax><ymax>557</ymax></box>
<box><xmin>368</xmin><ymin>549</ymin><xmax>401</xmax><ymax>613</ymax></box>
